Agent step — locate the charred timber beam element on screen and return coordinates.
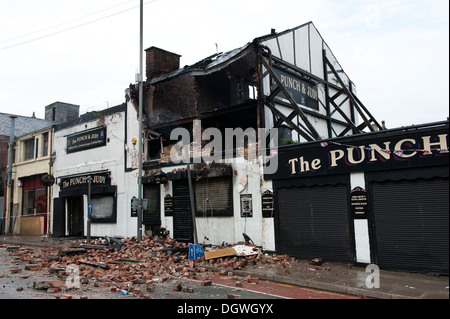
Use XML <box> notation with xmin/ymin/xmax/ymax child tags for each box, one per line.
<box><xmin>260</xmin><ymin>55</ymin><xmax>320</xmax><ymax>140</ymax></box>
<box><xmin>264</xmin><ymin>101</ymin><xmax>315</xmax><ymax>143</ymax></box>
<box><xmin>324</xmin><ymin>54</ymin><xmax>383</xmax><ymax>132</ymax></box>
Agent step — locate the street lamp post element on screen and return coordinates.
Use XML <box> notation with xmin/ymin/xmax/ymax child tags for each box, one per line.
<box><xmin>137</xmin><ymin>0</ymin><xmax>144</xmax><ymax>242</ymax></box>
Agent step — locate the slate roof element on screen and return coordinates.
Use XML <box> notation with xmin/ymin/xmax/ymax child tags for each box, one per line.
<box><xmin>0</xmin><ymin>112</ymin><xmax>54</xmax><ymax>138</ymax></box>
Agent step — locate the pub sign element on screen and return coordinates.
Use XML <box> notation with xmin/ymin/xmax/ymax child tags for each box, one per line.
<box><xmin>67</xmin><ymin>126</ymin><xmax>107</xmax><ymax>154</ymax></box>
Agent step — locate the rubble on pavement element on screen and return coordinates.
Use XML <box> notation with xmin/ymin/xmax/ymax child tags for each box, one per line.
<box><xmin>0</xmin><ymin>236</ymin><xmax>304</xmax><ymax>298</ymax></box>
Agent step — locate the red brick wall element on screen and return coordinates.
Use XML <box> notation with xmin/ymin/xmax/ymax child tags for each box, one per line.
<box><xmin>146</xmin><ymin>73</ymin><xmax>197</xmax><ymax>124</ymax></box>
<box><xmin>145</xmin><ymin>47</ymin><xmax>181</xmax><ymax>81</ymax></box>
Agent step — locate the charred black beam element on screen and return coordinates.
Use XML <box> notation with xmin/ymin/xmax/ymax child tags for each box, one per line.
<box><xmin>338</xmin><ymin>121</ymin><xmax>373</xmax><ymax>137</ymax></box>
<box><xmin>324</xmin><ymin>55</ymin><xmax>383</xmax><ymax>132</ymax></box>
<box><xmin>329</xmin><ymin>99</ymin><xmax>360</xmax><ymax>133</ymax></box>
<box><xmin>260</xmin><ymin>55</ymin><xmax>320</xmax><ymax>140</ymax></box>
<box><xmin>264</xmin><ymin>101</ymin><xmax>316</xmax><ymax>143</ymax></box>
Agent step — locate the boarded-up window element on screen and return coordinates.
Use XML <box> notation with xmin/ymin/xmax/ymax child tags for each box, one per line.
<box><xmin>91</xmin><ymin>195</ymin><xmax>116</xmax><ymax>223</ymax></box>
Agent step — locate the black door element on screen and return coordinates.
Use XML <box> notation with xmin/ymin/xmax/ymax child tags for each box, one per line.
<box><xmin>67</xmin><ymin>197</ymin><xmax>83</xmax><ymax>237</ymax></box>
<box><xmin>172</xmin><ymin>180</ymin><xmax>193</xmax><ymax>243</ymax></box>
<box><xmin>370</xmin><ymin>177</ymin><xmax>449</xmax><ymax>274</ymax></box>
<box><xmin>52</xmin><ymin>198</ymin><xmax>65</xmax><ymax>237</ymax></box>
<box><xmin>276</xmin><ymin>183</ymin><xmax>353</xmax><ymax>263</ymax></box>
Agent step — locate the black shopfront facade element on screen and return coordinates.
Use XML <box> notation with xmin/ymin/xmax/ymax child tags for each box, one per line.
<box><xmin>53</xmin><ymin>171</ymin><xmax>117</xmax><ymax>237</ymax></box>
<box><xmin>266</xmin><ymin>121</ymin><xmax>449</xmax><ymax>274</ymax></box>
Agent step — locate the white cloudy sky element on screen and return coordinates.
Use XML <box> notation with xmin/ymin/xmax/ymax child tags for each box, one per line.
<box><xmin>0</xmin><ymin>0</ymin><xmax>448</xmax><ymax>128</ymax></box>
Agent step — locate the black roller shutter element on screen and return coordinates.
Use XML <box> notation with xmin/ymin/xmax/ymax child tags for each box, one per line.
<box><xmin>277</xmin><ymin>183</ymin><xmax>353</xmax><ymax>263</ymax></box>
<box><xmin>370</xmin><ymin>177</ymin><xmax>449</xmax><ymax>275</ymax></box>
<box><xmin>195</xmin><ymin>177</ymin><xmax>232</xmax><ymax>216</ymax></box>
<box><xmin>172</xmin><ymin>181</ymin><xmax>193</xmax><ymax>243</ymax></box>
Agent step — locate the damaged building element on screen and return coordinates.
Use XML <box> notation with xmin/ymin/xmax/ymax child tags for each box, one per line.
<box><xmin>2</xmin><ymin>21</ymin><xmax>437</xmax><ymax>275</ymax></box>
<box><xmin>127</xmin><ymin>22</ymin><xmax>379</xmax><ymax>251</ymax></box>
<box><xmin>127</xmin><ymin>21</ymin><xmax>448</xmax><ymax>275</ymax></box>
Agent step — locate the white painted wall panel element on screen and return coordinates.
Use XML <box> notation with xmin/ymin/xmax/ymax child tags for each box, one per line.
<box><xmin>294</xmin><ymin>26</ymin><xmax>311</xmax><ymax>72</ymax></box>
<box><xmin>309</xmin><ymin>24</ymin><xmax>324</xmax><ymax>79</ymax></box>
<box><xmin>263</xmin><ymin>38</ymin><xmax>281</xmax><ymax>59</ymax></box>
<box><xmin>277</xmin><ymin>31</ymin><xmax>295</xmax><ymax>66</ymax></box>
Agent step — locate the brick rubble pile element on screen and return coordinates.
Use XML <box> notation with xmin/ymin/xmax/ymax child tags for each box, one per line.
<box><xmin>2</xmin><ymin>236</ymin><xmax>296</xmax><ymax>298</ymax></box>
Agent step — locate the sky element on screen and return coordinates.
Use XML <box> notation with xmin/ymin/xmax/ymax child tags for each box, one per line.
<box><xmin>0</xmin><ymin>0</ymin><xmax>448</xmax><ymax>129</ymax></box>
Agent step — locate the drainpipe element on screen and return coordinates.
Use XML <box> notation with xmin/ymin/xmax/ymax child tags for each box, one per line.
<box><xmin>7</xmin><ymin>116</ymin><xmax>17</xmax><ymax>234</ymax></box>
<box><xmin>137</xmin><ymin>0</ymin><xmax>144</xmax><ymax>242</ymax></box>
<box><xmin>47</xmin><ymin>128</ymin><xmax>54</xmax><ymax>235</ymax></box>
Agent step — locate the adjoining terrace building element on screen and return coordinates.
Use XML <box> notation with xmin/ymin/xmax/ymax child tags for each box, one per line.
<box><xmin>1</xmin><ymin>102</ymin><xmax>79</xmax><ymax>235</ymax></box>
<box><xmin>51</xmin><ymin>103</ymin><xmax>140</xmax><ymax>238</ymax></box>
<box><xmin>127</xmin><ymin>22</ymin><xmax>380</xmax><ymax>252</ymax></box>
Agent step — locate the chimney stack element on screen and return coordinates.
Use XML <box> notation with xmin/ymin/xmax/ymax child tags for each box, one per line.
<box><xmin>45</xmin><ymin>102</ymin><xmax>80</xmax><ymax>123</ymax></box>
<box><xmin>145</xmin><ymin>47</ymin><xmax>181</xmax><ymax>81</ymax></box>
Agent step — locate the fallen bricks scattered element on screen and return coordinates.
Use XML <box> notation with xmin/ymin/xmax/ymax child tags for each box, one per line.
<box><xmin>61</xmin><ymin>248</ymin><xmax>87</xmax><ymax>255</ymax></box>
<box><xmin>78</xmin><ymin>260</ymin><xmax>109</xmax><ymax>269</ymax></box>
<box><xmin>33</xmin><ymin>280</ymin><xmax>67</xmax><ymax>290</ymax></box>
<box><xmin>24</xmin><ymin>264</ymin><xmax>41</xmax><ymax>271</ymax></box>
<box><xmin>3</xmin><ymin>235</ymin><xmax>303</xmax><ymax>298</ymax></box>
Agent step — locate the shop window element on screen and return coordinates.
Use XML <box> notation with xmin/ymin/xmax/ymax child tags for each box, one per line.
<box><xmin>34</xmin><ymin>188</ymin><xmax>47</xmax><ymax>214</ymax></box>
<box><xmin>90</xmin><ymin>194</ymin><xmax>116</xmax><ymax>223</ymax></box>
<box><xmin>22</xmin><ymin>187</ymin><xmax>47</xmax><ymax>216</ymax></box>
<box><xmin>23</xmin><ymin>190</ymin><xmax>34</xmax><ymax>215</ymax></box>
<box><xmin>195</xmin><ymin>177</ymin><xmax>233</xmax><ymax>217</ymax></box>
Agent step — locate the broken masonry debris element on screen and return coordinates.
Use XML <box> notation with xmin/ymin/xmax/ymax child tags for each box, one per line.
<box><xmin>62</xmin><ymin>248</ymin><xmax>87</xmax><ymax>255</ymax></box>
<box><xmin>310</xmin><ymin>258</ymin><xmax>323</xmax><ymax>266</ymax></box>
<box><xmin>242</xmin><ymin>233</ymin><xmax>255</xmax><ymax>245</ymax></box>
<box><xmin>8</xmin><ymin>234</ymin><xmax>296</xmax><ymax>297</ymax></box>
<box><xmin>33</xmin><ymin>280</ymin><xmax>67</xmax><ymax>290</ymax></box>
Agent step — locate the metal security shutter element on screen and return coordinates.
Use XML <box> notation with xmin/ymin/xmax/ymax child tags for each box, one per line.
<box><xmin>371</xmin><ymin>178</ymin><xmax>449</xmax><ymax>275</ymax></box>
<box><xmin>172</xmin><ymin>181</ymin><xmax>193</xmax><ymax>243</ymax></box>
<box><xmin>143</xmin><ymin>185</ymin><xmax>160</xmax><ymax>226</ymax></box>
<box><xmin>195</xmin><ymin>177</ymin><xmax>232</xmax><ymax>216</ymax></box>
<box><xmin>277</xmin><ymin>184</ymin><xmax>353</xmax><ymax>262</ymax></box>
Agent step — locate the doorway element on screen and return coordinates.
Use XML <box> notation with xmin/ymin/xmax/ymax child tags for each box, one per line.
<box><xmin>67</xmin><ymin>197</ymin><xmax>83</xmax><ymax>237</ymax></box>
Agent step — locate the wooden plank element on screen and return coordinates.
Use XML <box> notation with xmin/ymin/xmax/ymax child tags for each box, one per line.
<box><xmin>79</xmin><ymin>260</ymin><xmax>109</xmax><ymax>269</ymax></box>
<box><xmin>204</xmin><ymin>247</ymin><xmax>236</xmax><ymax>260</ymax></box>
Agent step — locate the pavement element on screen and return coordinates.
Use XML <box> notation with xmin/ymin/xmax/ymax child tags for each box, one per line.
<box><xmin>1</xmin><ymin>234</ymin><xmax>448</xmax><ymax>299</ymax></box>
